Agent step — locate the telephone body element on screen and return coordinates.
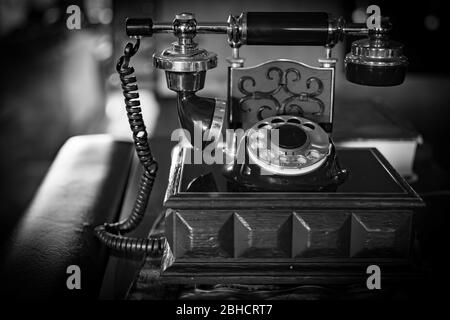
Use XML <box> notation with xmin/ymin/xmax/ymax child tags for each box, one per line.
<box><xmin>95</xmin><ymin>12</ymin><xmax>423</xmax><ymax>284</ymax></box>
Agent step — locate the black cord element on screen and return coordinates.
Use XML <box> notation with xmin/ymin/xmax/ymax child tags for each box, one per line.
<box><xmin>94</xmin><ymin>39</ymin><xmax>166</xmax><ymax>256</ymax></box>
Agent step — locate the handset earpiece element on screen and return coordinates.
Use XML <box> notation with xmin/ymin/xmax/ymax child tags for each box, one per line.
<box><xmin>344</xmin><ymin>18</ymin><xmax>408</xmax><ymax>86</ymax></box>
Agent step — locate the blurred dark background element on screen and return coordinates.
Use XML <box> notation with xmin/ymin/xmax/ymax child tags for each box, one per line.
<box><xmin>0</xmin><ymin>0</ymin><xmax>449</xmax><ymax>298</ymax></box>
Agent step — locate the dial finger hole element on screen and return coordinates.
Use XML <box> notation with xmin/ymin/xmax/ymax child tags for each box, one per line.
<box><xmin>287</xmin><ymin>118</ymin><xmax>301</xmax><ymax>124</ymax></box>
<box><xmin>302</xmin><ymin>123</ymin><xmax>315</xmax><ymax>130</ymax></box>
<box><xmin>271</xmin><ymin>117</ymin><xmax>285</xmax><ymax>124</ymax></box>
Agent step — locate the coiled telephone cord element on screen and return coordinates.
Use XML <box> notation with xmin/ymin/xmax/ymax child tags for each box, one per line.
<box><xmin>94</xmin><ymin>39</ymin><xmax>166</xmax><ymax>256</ymax></box>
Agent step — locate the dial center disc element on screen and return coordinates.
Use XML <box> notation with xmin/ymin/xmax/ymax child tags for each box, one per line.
<box><xmin>276</xmin><ymin>124</ymin><xmax>308</xmax><ymax>149</ymax></box>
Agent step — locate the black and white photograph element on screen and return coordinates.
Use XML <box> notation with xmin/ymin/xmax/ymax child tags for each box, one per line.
<box><xmin>0</xmin><ymin>0</ymin><xmax>449</xmax><ymax>312</ymax></box>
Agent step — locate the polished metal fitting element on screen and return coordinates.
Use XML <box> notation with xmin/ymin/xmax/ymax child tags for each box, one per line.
<box><xmin>153</xmin><ymin>12</ymin><xmax>218</xmax><ymax>91</ymax></box>
<box><xmin>326</xmin><ymin>16</ymin><xmax>345</xmax><ymax>47</ymax></box>
<box><xmin>153</xmin><ymin>48</ymin><xmax>217</xmax><ymax>91</ymax></box>
<box><xmin>172</xmin><ymin>12</ymin><xmax>198</xmax><ymax>53</ymax></box>
<box><xmin>153</xmin><ymin>48</ymin><xmax>217</xmax><ymax>73</ymax></box>
<box><xmin>173</xmin><ymin>13</ymin><xmax>197</xmax><ymax>36</ymax></box>
<box><xmin>348</xmin><ymin>37</ymin><xmax>406</xmax><ymax>64</ymax></box>
<box><xmin>227</xmin><ymin>13</ymin><xmax>247</xmax><ymax>48</ymax></box>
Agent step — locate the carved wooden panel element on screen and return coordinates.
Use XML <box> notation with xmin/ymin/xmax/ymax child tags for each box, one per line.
<box><xmin>165</xmin><ymin>210</ymin><xmax>232</xmax><ymax>259</ymax></box>
<box><xmin>350</xmin><ymin>211</ymin><xmax>412</xmax><ymax>258</ymax></box>
<box><xmin>165</xmin><ymin>210</ymin><xmax>412</xmax><ymax>260</ymax></box>
<box><xmin>287</xmin><ymin>212</ymin><xmax>351</xmax><ymax>258</ymax></box>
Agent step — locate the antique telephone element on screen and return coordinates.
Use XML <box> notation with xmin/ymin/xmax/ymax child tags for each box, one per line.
<box><xmin>95</xmin><ymin>12</ymin><xmax>419</xmax><ymax>284</ymax></box>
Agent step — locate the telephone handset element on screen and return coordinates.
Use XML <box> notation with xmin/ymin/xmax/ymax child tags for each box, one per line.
<box><xmin>95</xmin><ymin>12</ymin><xmax>408</xmax><ymax>256</ymax></box>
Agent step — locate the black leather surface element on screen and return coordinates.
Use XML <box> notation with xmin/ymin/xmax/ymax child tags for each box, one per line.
<box><xmin>0</xmin><ymin>135</ymin><xmax>133</xmax><ymax>299</ymax></box>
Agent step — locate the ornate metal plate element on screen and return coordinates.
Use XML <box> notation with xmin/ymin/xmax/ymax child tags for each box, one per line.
<box><xmin>229</xmin><ymin>59</ymin><xmax>334</xmax><ymax>131</ymax></box>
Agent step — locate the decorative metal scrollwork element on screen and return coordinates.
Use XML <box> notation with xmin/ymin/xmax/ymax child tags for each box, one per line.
<box><xmin>237</xmin><ymin>66</ymin><xmax>325</xmax><ymax>121</ymax></box>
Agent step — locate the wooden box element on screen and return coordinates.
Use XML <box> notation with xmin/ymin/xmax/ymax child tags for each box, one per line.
<box><xmin>161</xmin><ymin>146</ymin><xmax>424</xmax><ymax>284</ymax></box>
